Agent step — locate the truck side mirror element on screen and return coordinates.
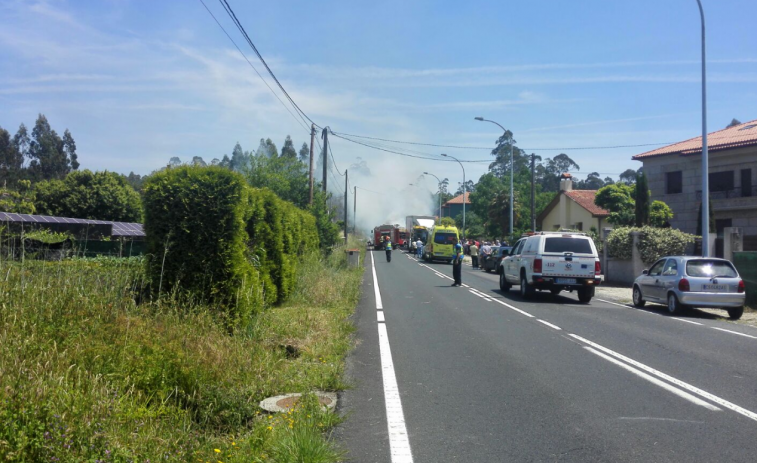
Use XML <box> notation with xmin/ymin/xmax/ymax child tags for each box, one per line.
<box><xmin>642</xmin><ymin>269</ymin><xmax>648</xmax><ymax>275</ymax></box>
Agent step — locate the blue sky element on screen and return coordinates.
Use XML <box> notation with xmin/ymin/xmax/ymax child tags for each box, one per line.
<box><xmin>1</xmin><ymin>0</ymin><xmax>756</xmax><ymax>204</ymax></box>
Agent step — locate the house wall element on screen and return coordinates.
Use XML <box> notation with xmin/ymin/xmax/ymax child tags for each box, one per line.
<box><xmin>540</xmin><ymin>193</ymin><xmax>602</xmax><ymax>231</ymax></box>
<box><xmin>640</xmin><ymin>145</ymin><xmax>757</xmax><ymax>245</ymax></box>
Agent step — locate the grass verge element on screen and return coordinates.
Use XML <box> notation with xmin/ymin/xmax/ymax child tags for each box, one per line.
<box><xmin>0</xmin><ymin>240</ymin><xmax>364</xmax><ymax>462</ymax></box>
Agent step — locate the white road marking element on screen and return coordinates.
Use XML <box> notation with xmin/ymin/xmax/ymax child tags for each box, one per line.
<box><xmin>712</xmin><ymin>327</ymin><xmax>757</xmax><ymax>339</ymax></box>
<box><xmin>537</xmin><ymin>319</ymin><xmax>562</xmax><ymax>331</ymax></box>
<box><xmin>583</xmin><ymin>346</ymin><xmax>721</xmax><ymax>412</ymax></box>
<box><xmin>377</xmin><ymin>311</ymin><xmax>385</xmax><ymax>322</ymax></box>
<box><xmin>596</xmin><ymin>298</ymin><xmax>634</xmax><ymax>309</ymax></box>
<box><xmin>570</xmin><ymin>333</ymin><xmax>757</xmax><ymax>421</ymax></box>
<box><xmin>370</xmin><ymin>252</ymin><xmax>383</xmax><ymax>310</ymax></box>
<box><xmin>468</xmin><ymin>290</ymin><xmax>491</xmax><ymax>302</ymax></box>
<box><xmin>670</xmin><ymin>317</ymin><xmax>704</xmax><ymax>326</ymax></box>
<box><xmin>490</xmin><ymin>298</ymin><xmax>535</xmax><ymax>318</ymax></box>
<box><xmin>370</xmin><ymin>249</ymin><xmax>414</xmax><ymax>462</ymax></box>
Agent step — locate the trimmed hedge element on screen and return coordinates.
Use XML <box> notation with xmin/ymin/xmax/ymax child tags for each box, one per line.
<box><xmin>142</xmin><ymin>166</ymin><xmax>319</xmax><ymax>322</ymax></box>
<box><xmin>606</xmin><ymin>226</ymin><xmax>697</xmax><ymax>264</ymax></box>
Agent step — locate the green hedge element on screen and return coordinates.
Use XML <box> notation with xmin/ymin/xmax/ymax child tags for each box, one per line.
<box><xmin>142</xmin><ymin>166</ymin><xmax>319</xmax><ymax>323</ymax></box>
<box><xmin>607</xmin><ymin>226</ymin><xmax>697</xmax><ymax>264</ymax></box>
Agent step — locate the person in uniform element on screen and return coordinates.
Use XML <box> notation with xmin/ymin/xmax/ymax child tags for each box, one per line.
<box><xmin>451</xmin><ymin>237</ymin><xmax>463</xmax><ymax>286</ymax></box>
<box><xmin>385</xmin><ymin>237</ymin><xmax>392</xmax><ymax>262</ymax></box>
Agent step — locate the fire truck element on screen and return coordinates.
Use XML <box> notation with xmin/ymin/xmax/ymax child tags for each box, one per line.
<box><xmin>373</xmin><ymin>224</ymin><xmax>401</xmax><ymax>250</ymax></box>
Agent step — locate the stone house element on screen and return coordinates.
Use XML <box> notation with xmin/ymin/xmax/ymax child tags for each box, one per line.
<box><xmin>536</xmin><ymin>174</ymin><xmax>610</xmax><ymax>232</ymax></box>
<box><xmin>441</xmin><ymin>192</ymin><xmax>471</xmax><ymax>219</ymax></box>
<box><xmin>632</xmin><ymin>119</ymin><xmax>757</xmax><ymax>253</ymax></box>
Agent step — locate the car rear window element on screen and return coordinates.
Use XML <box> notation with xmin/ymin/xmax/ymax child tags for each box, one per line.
<box><xmin>543</xmin><ymin>237</ymin><xmax>593</xmax><ymax>254</ymax></box>
<box><xmin>434</xmin><ymin>232</ymin><xmax>457</xmax><ymax>245</ymax></box>
<box><xmin>685</xmin><ymin>260</ymin><xmax>738</xmax><ymax>278</ymax></box>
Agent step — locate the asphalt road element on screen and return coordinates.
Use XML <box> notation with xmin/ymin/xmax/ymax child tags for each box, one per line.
<box><xmin>335</xmin><ymin>249</ymin><xmax>757</xmax><ymax>462</ymax></box>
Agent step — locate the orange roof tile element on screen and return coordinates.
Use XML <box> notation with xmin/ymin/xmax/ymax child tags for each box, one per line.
<box><xmin>633</xmin><ymin>119</ymin><xmax>757</xmax><ymax>160</ymax></box>
<box><xmin>443</xmin><ymin>192</ymin><xmax>471</xmax><ymax>205</ymax></box>
<box><xmin>565</xmin><ymin>190</ymin><xmax>610</xmax><ymax>217</ymax></box>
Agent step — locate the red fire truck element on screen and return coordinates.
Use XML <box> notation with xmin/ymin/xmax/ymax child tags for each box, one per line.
<box><xmin>373</xmin><ymin>224</ymin><xmax>401</xmax><ymax>250</ymax></box>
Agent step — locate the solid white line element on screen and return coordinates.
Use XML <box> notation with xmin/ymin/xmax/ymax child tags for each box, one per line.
<box><xmin>537</xmin><ymin>319</ymin><xmax>562</xmax><ymax>331</ymax></box>
<box><xmin>378</xmin><ymin>323</ymin><xmax>414</xmax><ymax>462</ymax></box>
<box><xmin>370</xmin><ymin>251</ymin><xmax>383</xmax><ymax>310</ymax></box>
<box><xmin>469</xmin><ymin>288</ymin><xmax>493</xmax><ymax>302</ymax></box>
<box><xmin>670</xmin><ymin>317</ymin><xmax>704</xmax><ymax>326</ymax></box>
<box><xmin>377</xmin><ymin>311</ymin><xmax>385</xmax><ymax>322</ymax></box>
<box><xmin>489</xmin><ymin>298</ymin><xmax>535</xmax><ymax>318</ymax></box>
<box><xmin>712</xmin><ymin>327</ymin><xmax>757</xmax><ymax>339</ymax></box>
<box><xmin>596</xmin><ymin>298</ymin><xmax>634</xmax><ymax>309</ymax></box>
<box><xmin>583</xmin><ymin>347</ymin><xmax>721</xmax><ymax>411</ymax></box>
<box><xmin>569</xmin><ymin>333</ymin><xmax>757</xmax><ymax>421</ymax></box>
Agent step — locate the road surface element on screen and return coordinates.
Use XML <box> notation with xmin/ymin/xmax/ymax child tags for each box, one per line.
<box><xmin>335</xmin><ymin>249</ymin><xmax>757</xmax><ymax>462</ymax></box>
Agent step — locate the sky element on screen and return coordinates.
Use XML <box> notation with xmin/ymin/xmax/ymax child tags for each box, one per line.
<box><xmin>1</xmin><ymin>0</ymin><xmax>756</xmax><ymax>228</ymax></box>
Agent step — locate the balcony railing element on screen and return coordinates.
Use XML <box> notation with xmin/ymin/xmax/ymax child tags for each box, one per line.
<box><xmin>696</xmin><ymin>186</ymin><xmax>756</xmax><ymax>200</ymax></box>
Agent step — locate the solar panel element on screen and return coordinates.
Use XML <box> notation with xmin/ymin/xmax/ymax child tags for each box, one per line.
<box><xmin>0</xmin><ymin>212</ymin><xmax>145</xmax><ymax>237</ymax></box>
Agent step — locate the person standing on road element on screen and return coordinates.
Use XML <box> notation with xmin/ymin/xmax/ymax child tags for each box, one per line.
<box><xmin>451</xmin><ymin>237</ymin><xmax>463</xmax><ymax>286</ymax></box>
<box><xmin>385</xmin><ymin>237</ymin><xmax>392</xmax><ymax>262</ymax></box>
<box><xmin>470</xmin><ymin>241</ymin><xmax>479</xmax><ymax>269</ymax></box>
<box><xmin>416</xmin><ymin>238</ymin><xmax>424</xmax><ymax>259</ymax></box>
<box><xmin>480</xmin><ymin>241</ymin><xmax>492</xmax><ymax>271</ymax></box>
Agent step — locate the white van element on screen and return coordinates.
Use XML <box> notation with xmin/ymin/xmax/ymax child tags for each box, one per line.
<box><xmin>498</xmin><ymin>232</ymin><xmax>601</xmax><ymax>303</ymax></box>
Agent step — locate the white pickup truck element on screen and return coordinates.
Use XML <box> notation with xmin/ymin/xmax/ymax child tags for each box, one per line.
<box><xmin>498</xmin><ymin>232</ymin><xmax>601</xmax><ymax>303</ymax></box>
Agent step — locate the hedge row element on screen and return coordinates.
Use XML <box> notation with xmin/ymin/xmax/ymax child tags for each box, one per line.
<box><xmin>142</xmin><ymin>166</ymin><xmax>319</xmax><ymax>322</ymax></box>
<box><xmin>606</xmin><ymin>226</ymin><xmax>697</xmax><ymax>264</ymax></box>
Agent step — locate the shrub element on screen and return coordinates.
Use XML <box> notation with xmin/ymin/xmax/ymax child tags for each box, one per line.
<box><xmin>606</xmin><ymin>226</ymin><xmax>697</xmax><ymax>264</ymax></box>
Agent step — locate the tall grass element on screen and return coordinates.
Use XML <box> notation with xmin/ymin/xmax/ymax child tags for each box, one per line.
<box><xmin>0</xmin><ymin>239</ymin><xmax>364</xmax><ymax>462</ymax></box>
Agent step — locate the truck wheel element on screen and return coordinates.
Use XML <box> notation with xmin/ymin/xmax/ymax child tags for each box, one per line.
<box><xmin>578</xmin><ymin>287</ymin><xmax>594</xmax><ymax>303</ymax></box>
<box><xmin>520</xmin><ymin>274</ymin><xmax>534</xmax><ymax>298</ymax></box>
<box><xmin>499</xmin><ymin>272</ymin><xmax>511</xmax><ymax>292</ymax></box>
<box><xmin>728</xmin><ymin>306</ymin><xmax>744</xmax><ymax>320</ymax></box>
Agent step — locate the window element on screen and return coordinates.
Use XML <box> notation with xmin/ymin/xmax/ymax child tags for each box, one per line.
<box><xmin>512</xmin><ymin>239</ymin><xmax>526</xmax><ymax>255</ymax></box>
<box><xmin>433</xmin><ymin>232</ymin><xmax>457</xmax><ymax>245</ymax></box>
<box><xmin>709</xmin><ymin>171</ymin><xmax>734</xmax><ymax>193</ymax></box>
<box><xmin>543</xmin><ymin>237</ymin><xmax>593</xmax><ymax>254</ymax></box>
<box><xmin>742</xmin><ymin>169</ymin><xmax>752</xmax><ymax>197</ymax></box>
<box><xmin>666</xmin><ymin>171</ymin><xmax>683</xmax><ymax>194</ymax></box>
<box><xmin>662</xmin><ymin>259</ymin><xmax>678</xmax><ymax>276</ymax></box>
<box><xmin>648</xmin><ymin>259</ymin><xmax>666</xmax><ymax>277</ymax></box>
<box><xmin>686</xmin><ymin>260</ymin><xmax>737</xmax><ymax>278</ymax></box>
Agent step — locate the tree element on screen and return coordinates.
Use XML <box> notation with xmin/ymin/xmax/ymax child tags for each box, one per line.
<box><xmin>219</xmin><ymin>154</ymin><xmax>232</xmax><ymax>169</ymax></box>
<box><xmin>34</xmin><ymin>170</ymin><xmax>142</xmax><ymax>222</ymax></box>
<box><xmin>455</xmin><ymin>180</ymin><xmax>476</xmax><ymax>195</ymax></box>
<box><xmin>727</xmin><ymin>118</ymin><xmax>742</xmax><ymax>128</ymax></box>
<box><xmin>576</xmin><ymin>172</ymin><xmax>605</xmax><ymax>190</ymax></box>
<box><xmin>541</xmin><ymin>153</ymin><xmax>580</xmax><ymax>192</ymax></box>
<box><xmin>650</xmin><ymin>201</ymin><xmax>673</xmax><ymax>227</ymax></box>
<box><xmin>0</xmin><ymin>126</ymin><xmax>24</xmax><ymax>185</ymax></box>
<box><xmin>619</xmin><ymin>168</ymin><xmax>637</xmax><ymax>185</ymax></box>
<box><xmin>26</xmin><ymin>114</ymin><xmax>78</xmax><ymax>181</ymax></box>
<box><xmin>230</xmin><ymin>142</ymin><xmax>249</xmax><ymax>171</ymax></box>
<box><xmin>0</xmin><ymin>179</ymin><xmax>35</xmax><ymax>214</ymax></box>
<box><xmin>281</xmin><ymin>135</ymin><xmax>297</xmax><ymax>159</ymax></box>
<box><xmin>299</xmin><ymin>142</ymin><xmax>310</xmax><ymax>165</ymax></box>
<box><xmin>125</xmin><ymin>172</ymin><xmax>145</xmax><ymax>191</ymax></box>
<box><xmin>634</xmin><ymin>172</ymin><xmax>650</xmax><ymax>226</ymax></box>
<box><xmin>245</xmin><ymin>146</ymin><xmax>310</xmax><ymax>208</ymax></box>
<box><xmin>191</xmin><ymin>156</ymin><xmax>207</xmax><ymax>167</ymax></box>
<box><xmin>439</xmin><ymin>217</ymin><xmax>456</xmax><ymax>227</ymax></box>
<box><xmin>169</xmin><ymin>157</ymin><xmax>182</xmax><ymax>167</ymax></box>
<box><xmin>62</xmin><ymin>129</ymin><xmax>79</xmax><ymax>171</ymax></box>
<box><xmin>595</xmin><ymin>183</ymin><xmax>635</xmax><ymax>226</ymax></box>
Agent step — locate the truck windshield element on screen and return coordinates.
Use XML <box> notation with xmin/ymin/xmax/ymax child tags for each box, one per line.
<box><xmin>686</xmin><ymin>260</ymin><xmax>738</xmax><ymax>278</ymax></box>
<box><xmin>434</xmin><ymin>232</ymin><xmax>457</xmax><ymax>245</ymax></box>
<box><xmin>544</xmin><ymin>237</ymin><xmax>592</xmax><ymax>254</ymax></box>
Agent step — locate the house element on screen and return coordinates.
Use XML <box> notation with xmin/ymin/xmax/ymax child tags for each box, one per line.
<box><xmin>536</xmin><ymin>174</ymin><xmax>610</xmax><ymax>232</ymax></box>
<box><xmin>441</xmin><ymin>192</ymin><xmax>471</xmax><ymax>219</ymax></box>
<box><xmin>632</xmin><ymin>119</ymin><xmax>757</xmax><ymax>252</ymax></box>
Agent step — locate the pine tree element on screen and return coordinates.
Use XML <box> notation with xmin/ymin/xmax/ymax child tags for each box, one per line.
<box><xmin>298</xmin><ymin>142</ymin><xmax>310</xmax><ymax>164</ymax></box>
<box><xmin>281</xmin><ymin>135</ymin><xmax>297</xmax><ymax>159</ymax></box>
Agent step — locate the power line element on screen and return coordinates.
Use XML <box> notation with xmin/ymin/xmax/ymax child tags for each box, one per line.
<box><xmin>198</xmin><ymin>0</ymin><xmax>310</xmax><ymax>134</ymax></box>
<box><xmin>216</xmin><ymin>0</ymin><xmax>315</xmax><ymax>127</ymax></box>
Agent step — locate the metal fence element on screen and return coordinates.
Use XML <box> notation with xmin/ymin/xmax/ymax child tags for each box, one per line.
<box><xmin>733</xmin><ymin>252</ymin><xmax>757</xmax><ymax>308</ymax></box>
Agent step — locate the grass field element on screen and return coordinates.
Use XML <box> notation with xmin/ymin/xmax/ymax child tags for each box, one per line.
<box><xmin>0</xmin><ymin>241</ymin><xmax>364</xmax><ymax>462</ymax></box>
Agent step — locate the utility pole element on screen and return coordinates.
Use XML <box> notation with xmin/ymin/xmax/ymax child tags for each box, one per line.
<box><xmin>309</xmin><ymin>124</ymin><xmax>315</xmax><ymax>205</ymax></box>
<box><xmin>531</xmin><ymin>153</ymin><xmax>536</xmax><ymax>232</ymax></box>
<box><xmin>344</xmin><ymin>170</ymin><xmax>348</xmax><ymax>243</ymax></box>
<box><xmin>321</xmin><ymin>127</ymin><xmax>329</xmax><ymax>193</ymax></box>
<box><xmin>353</xmin><ymin>186</ymin><xmax>357</xmax><ymax>235</ymax></box>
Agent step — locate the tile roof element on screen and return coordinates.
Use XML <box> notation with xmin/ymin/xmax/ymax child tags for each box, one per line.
<box><xmin>443</xmin><ymin>192</ymin><xmax>471</xmax><ymax>205</ymax></box>
<box><xmin>633</xmin><ymin>118</ymin><xmax>757</xmax><ymax>160</ymax></box>
<box><xmin>565</xmin><ymin>190</ymin><xmax>610</xmax><ymax>217</ymax></box>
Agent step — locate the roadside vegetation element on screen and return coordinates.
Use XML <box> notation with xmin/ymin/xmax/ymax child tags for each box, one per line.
<box><xmin>0</xmin><ymin>239</ymin><xmax>363</xmax><ymax>462</ymax></box>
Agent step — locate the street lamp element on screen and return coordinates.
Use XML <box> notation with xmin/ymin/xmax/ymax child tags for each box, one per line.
<box><xmin>475</xmin><ymin>117</ymin><xmax>513</xmax><ymax>236</ymax></box>
<box><xmin>423</xmin><ymin>171</ymin><xmax>443</xmax><ymax>219</ymax></box>
<box><xmin>696</xmin><ymin>0</ymin><xmax>710</xmax><ymax>257</ymax></box>
<box><xmin>440</xmin><ymin>154</ymin><xmax>465</xmax><ymax>241</ymax></box>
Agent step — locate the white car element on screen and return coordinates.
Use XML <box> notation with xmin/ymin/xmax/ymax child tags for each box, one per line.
<box><xmin>498</xmin><ymin>232</ymin><xmax>602</xmax><ymax>303</ymax></box>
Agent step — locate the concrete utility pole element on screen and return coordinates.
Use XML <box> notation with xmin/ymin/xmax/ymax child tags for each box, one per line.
<box><xmin>531</xmin><ymin>153</ymin><xmax>536</xmax><ymax>232</ymax></box>
<box><xmin>353</xmin><ymin>186</ymin><xmax>357</xmax><ymax>235</ymax></box>
<box><xmin>696</xmin><ymin>0</ymin><xmax>710</xmax><ymax>257</ymax></box>
<box><xmin>344</xmin><ymin>170</ymin><xmax>349</xmax><ymax>243</ymax></box>
<box><xmin>321</xmin><ymin>127</ymin><xmax>329</xmax><ymax>193</ymax></box>
<box><xmin>309</xmin><ymin>124</ymin><xmax>315</xmax><ymax>205</ymax></box>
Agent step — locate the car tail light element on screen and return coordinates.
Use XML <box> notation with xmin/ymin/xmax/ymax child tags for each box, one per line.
<box><xmin>533</xmin><ymin>258</ymin><xmax>542</xmax><ymax>273</ymax></box>
<box><xmin>595</xmin><ymin>261</ymin><xmax>602</xmax><ymax>275</ymax></box>
<box><xmin>738</xmin><ymin>280</ymin><xmax>745</xmax><ymax>293</ymax></box>
<box><xmin>678</xmin><ymin>278</ymin><xmax>690</xmax><ymax>292</ymax></box>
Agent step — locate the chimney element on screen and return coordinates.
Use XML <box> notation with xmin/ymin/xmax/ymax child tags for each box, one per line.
<box><xmin>559</xmin><ymin>173</ymin><xmax>573</xmax><ymax>192</ymax></box>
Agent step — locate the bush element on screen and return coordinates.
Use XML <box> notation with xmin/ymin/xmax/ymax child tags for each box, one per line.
<box><xmin>606</xmin><ymin>226</ymin><xmax>697</xmax><ymax>264</ymax></box>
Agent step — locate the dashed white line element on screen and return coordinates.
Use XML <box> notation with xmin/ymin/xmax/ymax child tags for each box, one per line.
<box><xmin>490</xmin><ymin>298</ymin><xmax>535</xmax><ymax>318</ymax></box>
<box><xmin>711</xmin><ymin>327</ymin><xmax>757</xmax><ymax>339</ymax></box>
<box><xmin>596</xmin><ymin>298</ymin><xmax>634</xmax><ymax>309</ymax></box>
<box><xmin>377</xmin><ymin>311</ymin><xmax>385</xmax><ymax>322</ymax></box>
<box><xmin>583</xmin><ymin>346</ymin><xmax>721</xmax><ymax>412</ymax></box>
<box><xmin>670</xmin><ymin>317</ymin><xmax>704</xmax><ymax>326</ymax></box>
<box><xmin>537</xmin><ymin>319</ymin><xmax>562</xmax><ymax>331</ymax></box>
<box><xmin>569</xmin><ymin>333</ymin><xmax>757</xmax><ymax>422</ymax></box>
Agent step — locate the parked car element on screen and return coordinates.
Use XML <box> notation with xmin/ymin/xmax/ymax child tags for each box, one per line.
<box><xmin>498</xmin><ymin>232</ymin><xmax>601</xmax><ymax>303</ymax></box>
<box><xmin>632</xmin><ymin>256</ymin><xmax>745</xmax><ymax>319</ymax></box>
<box><xmin>482</xmin><ymin>246</ymin><xmax>511</xmax><ymax>273</ymax></box>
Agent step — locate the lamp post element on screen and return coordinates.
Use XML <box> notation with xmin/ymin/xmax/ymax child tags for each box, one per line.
<box><xmin>423</xmin><ymin>171</ymin><xmax>443</xmax><ymax>219</ymax></box>
<box><xmin>475</xmin><ymin>117</ymin><xmax>513</xmax><ymax>236</ymax></box>
<box><xmin>696</xmin><ymin>0</ymin><xmax>710</xmax><ymax>257</ymax></box>
<box><xmin>441</xmin><ymin>154</ymin><xmax>465</xmax><ymax>241</ymax></box>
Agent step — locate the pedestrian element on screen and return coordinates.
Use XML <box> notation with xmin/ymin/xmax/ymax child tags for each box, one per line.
<box><xmin>451</xmin><ymin>237</ymin><xmax>463</xmax><ymax>286</ymax></box>
<box><xmin>481</xmin><ymin>241</ymin><xmax>492</xmax><ymax>270</ymax></box>
<box><xmin>385</xmin><ymin>237</ymin><xmax>392</xmax><ymax>262</ymax></box>
<box><xmin>470</xmin><ymin>241</ymin><xmax>479</xmax><ymax>269</ymax></box>
<box><xmin>416</xmin><ymin>238</ymin><xmax>424</xmax><ymax>258</ymax></box>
